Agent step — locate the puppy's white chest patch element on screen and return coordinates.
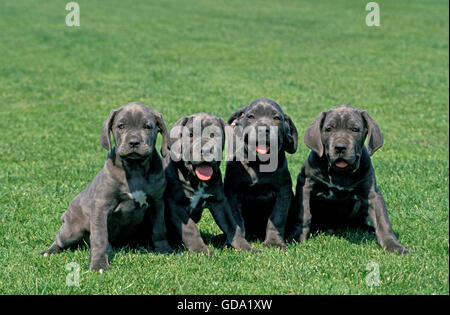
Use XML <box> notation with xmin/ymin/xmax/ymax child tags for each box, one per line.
<box><xmin>128</xmin><ymin>190</ymin><xmax>149</xmax><ymax>208</ymax></box>
<box><xmin>189</xmin><ymin>183</ymin><xmax>213</xmax><ymax>209</ymax></box>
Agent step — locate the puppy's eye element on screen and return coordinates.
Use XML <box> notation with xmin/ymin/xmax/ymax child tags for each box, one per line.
<box><xmin>118</xmin><ymin>124</ymin><xmax>125</xmax><ymax>129</ymax></box>
<box><xmin>351</xmin><ymin>127</ymin><xmax>360</xmax><ymax>132</ymax></box>
<box><xmin>189</xmin><ymin>131</ymin><xmax>194</xmax><ymax>137</ymax></box>
<box><xmin>247</xmin><ymin>114</ymin><xmax>255</xmax><ymax>119</ymax></box>
<box><xmin>144</xmin><ymin>124</ymin><xmax>153</xmax><ymax>130</ymax></box>
<box><xmin>273</xmin><ymin>116</ymin><xmax>281</xmax><ymax>121</ymax></box>
<box><xmin>325</xmin><ymin>127</ymin><xmax>332</xmax><ymax>132</ymax></box>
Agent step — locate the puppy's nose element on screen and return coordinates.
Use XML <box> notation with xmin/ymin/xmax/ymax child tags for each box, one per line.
<box><xmin>128</xmin><ymin>138</ymin><xmax>140</xmax><ymax>148</ymax></box>
<box><xmin>334</xmin><ymin>143</ymin><xmax>347</xmax><ymax>154</ymax></box>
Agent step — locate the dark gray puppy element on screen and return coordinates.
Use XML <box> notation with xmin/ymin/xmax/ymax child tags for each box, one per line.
<box><xmin>224</xmin><ymin>98</ymin><xmax>298</xmax><ymax>250</ymax></box>
<box><xmin>286</xmin><ymin>104</ymin><xmax>410</xmax><ymax>254</ymax></box>
<box><xmin>41</xmin><ymin>102</ymin><xmax>173</xmax><ymax>271</ymax></box>
<box><xmin>164</xmin><ymin>112</ymin><xmax>254</xmax><ymax>256</ymax></box>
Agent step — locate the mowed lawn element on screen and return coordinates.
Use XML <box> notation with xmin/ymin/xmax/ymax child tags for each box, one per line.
<box><xmin>0</xmin><ymin>0</ymin><xmax>448</xmax><ymax>295</ymax></box>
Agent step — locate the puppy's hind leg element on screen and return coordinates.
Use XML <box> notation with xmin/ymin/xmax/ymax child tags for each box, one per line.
<box><xmin>41</xmin><ymin>200</ymin><xmax>89</xmax><ymax>256</ymax></box>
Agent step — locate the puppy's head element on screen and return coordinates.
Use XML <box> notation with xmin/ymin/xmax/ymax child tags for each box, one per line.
<box><xmin>100</xmin><ymin>102</ymin><xmax>168</xmax><ymax>160</ymax></box>
<box><xmin>228</xmin><ymin>98</ymin><xmax>298</xmax><ymax>158</ymax></box>
<box><xmin>168</xmin><ymin>113</ymin><xmax>226</xmax><ymax>182</ymax></box>
<box><xmin>304</xmin><ymin>104</ymin><xmax>383</xmax><ymax>172</ymax></box>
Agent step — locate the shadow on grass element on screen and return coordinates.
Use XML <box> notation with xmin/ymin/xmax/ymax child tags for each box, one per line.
<box><xmin>310</xmin><ymin>227</ymin><xmax>377</xmax><ymax>246</ymax></box>
<box><xmin>202</xmin><ymin>227</ymin><xmax>378</xmax><ymax>248</ymax></box>
<box><xmin>46</xmin><ymin>228</ymin><xmax>383</xmax><ymax>262</ymax></box>
<box><xmin>111</xmin><ymin>231</ymin><xmax>229</xmax><ymax>259</ymax></box>
<box><xmin>45</xmin><ymin>230</ymin><xmax>229</xmax><ymax>265</ymax></box>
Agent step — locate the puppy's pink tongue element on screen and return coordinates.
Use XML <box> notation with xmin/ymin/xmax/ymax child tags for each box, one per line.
<box><xmin>256</xmin><ymin>146</ymin><xmax>269</xmax><ymax>155</ymax></box>
<box><xmin>195</xmin><ymin>165</ymin><xmax>213</xmax><ymax>181</ymax></box>
<box><xmin>335</xmin><ymin>160</ymin><xmax>348</xmax><ymax>168</ymax></box>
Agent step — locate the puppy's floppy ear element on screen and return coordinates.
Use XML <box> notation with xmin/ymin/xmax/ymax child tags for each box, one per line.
<box><xmin>227</xmin><ymin>106</ymin><xmax>246</xmax><ymax>126</ymax></box>
<box><xmin>282</xmin><ymin>114</ymin><xmax>298</xmax><ymax>154</ymax></box>
<box><xmin>361</xmin><ymin>110</ymin><xmax>384</xmax><ymax>156</ymax></box>
<box><xmin>167</xmin><ymin>116</ymin><xmax>189</xmax><ymax>150</ymax></box>
<box><xmin>153</xmin><ymin>110</ymin><xmax>169</xmax><ymax>157</ymax></box>
<box><xmin>304</xmin><ymin>111</ymin><xmax>327</xmax><ymax>157</ymax></box>
<box><xmin>167</xmin><ymin>116</ymin><xmax>190</xmax><ymax>161</ymax></box>
<box><xmin>100</xmin><ymin>109</ymin><xmax>119</xmax><ymax>153</ymax></box>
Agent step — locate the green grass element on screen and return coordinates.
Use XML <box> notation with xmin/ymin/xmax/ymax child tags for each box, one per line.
<box><xmin>0</xmin><ymin>0</ymin><xmax>448</xmax><ymax>294</ymax></box>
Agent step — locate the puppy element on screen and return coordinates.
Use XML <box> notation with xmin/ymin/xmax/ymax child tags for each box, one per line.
<box><xmin>164</xmin><ymin>112</ymin><xmax>253</xmax><ymax>255</ymax></box>
<box><xmin>41</xmin><ymin>102</ymin><xmax>173</xmax><ymax>271</ymax></box>
<box><xmin>286</xmin><ymin>104</ymin><xmax>410</xmax><ymax>254</ymax></box>
<box><xmin>224</xmin><ymin>98</ymin><xmax>298</xmax><ymax>250</ymax></box>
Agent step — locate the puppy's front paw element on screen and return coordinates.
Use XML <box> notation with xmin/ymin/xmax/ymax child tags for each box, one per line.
<box><xmin>190</xmin><ymin>245</ymin><xmax>215</xmax><ymax>257</ymax></box>
<box><xmin>264</xmin><ymin>239</ymin><xmax>288</xmax><ymax>251</ymax></box>
<box><xmin>90</xmin><ymin>258</ymin><xmax>111</xmax><ymax>272</ymax></box>
<box><xmin>298</xmin><ymin>232</ymin><xmax>309</xmax><ymax>243</ymax></box>
<box><xmin>199</xmin><ymin>246</ymin><xmax>215</xmax><ymax>257</ymax></box>
<box><xmin>383</xmin><ymin>239</ymin><xmax>411</xmax><ymax>255</ymax></box>
<box><xmin>264</xmin><ymin>231</ymin><xmax>288</xmax><ymax>251</ymax></box>
<box><xmin>230</xmin><ymin>237</ymin><xmax>254</xmax><ymax>252</ymax></box>
<box><xmin>205</xmin><ymin>247</ymin><xmax>215</xmax><ymax>257</ymax></box>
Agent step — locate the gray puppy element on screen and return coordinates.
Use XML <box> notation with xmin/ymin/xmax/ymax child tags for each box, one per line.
<box><xmin>164</xmin><ymin>113</ymin><xmax>253</xmax><ymax>256</ymax></box>
<box><xmin>41</xmin><ymin>102</ymin><xmax>173</xmax><ymax>271</ymax></box>
<box><xmin>224</xmin><ymin>98</ymin><xmax>298</xmax><ymax>250</ymax></box>
<box><xmin>286</xmin><ymin>104</ymin><xmax>410</xmax><ymax>254</ymax></box>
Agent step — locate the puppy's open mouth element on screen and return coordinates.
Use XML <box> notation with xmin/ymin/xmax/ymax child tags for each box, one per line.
<box><xmin>244</xmin><ymin>132</ymin><xmax>272</xmax><ymax>156</ymax></box>
<box><xmin>334</xmin><ymin>158</ymin><xmax>349</xmax><ymax>169</ymax></box>
<box><xmin>256</xmin><ymin>144</ymin><xmax>270</xmax><ymax>155</ymax></box>
<box><xmin>194</xmin><ymin>164</ymin><xmax>214</xmax><ymax>181</ymax></box>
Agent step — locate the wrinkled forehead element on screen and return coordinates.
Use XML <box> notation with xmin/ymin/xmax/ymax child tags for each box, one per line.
<box><xmin>324</xmin><ymin>107</ymin><xmax>364</xmax><ymax>127</ymax></box>
<box><xmin>185</xmin><ymin>114</ymin><xmax>222</xmax><ymax>130</ymax></box>
<box><xmin>247</xmin><ymin>101</ymin><xmax>282</xmax><ymax>116</ymax></box>
<box><xmin>115</xmin><ymin>103</ymin><xmax>155</xmax><ymax>124</ymax></box>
